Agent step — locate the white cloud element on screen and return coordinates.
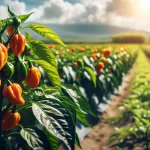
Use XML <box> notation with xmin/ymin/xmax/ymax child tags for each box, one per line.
<box><xmin>5</xmin><ymin>0</ymin><xmax>26</xmax><ymax>15</ymax></box>
<box><xmin>0</xmin><ymin>6</ymin><xmax>7</xmax><ymax>19</ymax></box>
<box><xmin>1</xmin><ymin>0</ymin><xmax>150</xmax><ymax>32</ymax></box>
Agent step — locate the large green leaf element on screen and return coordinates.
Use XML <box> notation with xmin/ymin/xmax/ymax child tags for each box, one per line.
<box><xmin>29</xmin><ymin>40</ymin><xmax>56</xmax><ymax>67</ymax></box>
<box><xmin>32</xmin><ymin>60</ymin><xmax>61</xmax><ymax>91</ymax></box>
<box><xmin>83</xmin><ymin>67</ymin><xmax>96</xmax><ymax>87</ymax></box>
<box><xmin>24</xmin><ymin>24</ymin><xmax>66</xmax><ymax>46</ymax></box>
<box><xmin>62</xmin><ymin>85</ymin><xmax>95</xmax><ymax>116</ymax></box>
<box><xmin>32</xmin><ymin>99</ymin><xmax>75</xmax><ymax>150</ymax></box>
<box><xmin>20</xmin><ymin>127</ymin><xmax>51</xmax><ymax>150</ymax></box>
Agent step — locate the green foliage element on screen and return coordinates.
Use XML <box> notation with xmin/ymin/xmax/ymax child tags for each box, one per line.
<box><xmin>23</xmin><ymin>24</ymin><xmax>66</xmax><ymax>46</ymax></box>
<box><xmin>109</xmin><ymin>49</ymin><xmax>150</xmax><ymax>148</ymax></box>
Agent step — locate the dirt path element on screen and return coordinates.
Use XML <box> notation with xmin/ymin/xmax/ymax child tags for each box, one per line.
<box><xmin>75</xmin><ymin>64</ymin><xmax>136</xmax><ymax>150</ymax></box>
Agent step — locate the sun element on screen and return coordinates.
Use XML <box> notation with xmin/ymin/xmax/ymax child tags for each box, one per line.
<box><xmin>140</xmin><ymin>0</ymin><xmax>150</xmax><ymax>9</ymax></box>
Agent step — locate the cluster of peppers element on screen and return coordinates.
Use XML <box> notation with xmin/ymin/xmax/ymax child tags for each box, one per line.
<box><xmin>0</xmin><ymin>9</ymin><xmax>41</xmax><ymax>131</ymax></box>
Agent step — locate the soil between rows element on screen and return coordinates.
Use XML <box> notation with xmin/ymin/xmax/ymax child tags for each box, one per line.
<box><xmin>75</xmin><ymin>64</ymin><xmax>140</xmax><ymax>150</ymax></box>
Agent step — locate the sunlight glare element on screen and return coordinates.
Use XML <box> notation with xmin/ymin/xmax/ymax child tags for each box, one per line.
<box><xmin>140</xmin><ymin>0</ymin><xmax>150</xmax><ymax>9</ymax></box>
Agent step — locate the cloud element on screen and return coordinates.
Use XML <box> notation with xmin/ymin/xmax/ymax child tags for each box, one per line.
<box><xmin>5</xmin><ymin>0</ymin><xmax>26</xmax><ymax>15</ymax></box>
<box><xmin>1</xmin><ymin>0</ymin><xmax>150</xmax><ymax>32</ymax></box>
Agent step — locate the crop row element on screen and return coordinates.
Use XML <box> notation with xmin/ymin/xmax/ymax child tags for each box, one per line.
<box><xmin>109</xmin><ymin>49</ymin><xmax>150</xmax><ymax>149</ymax></box>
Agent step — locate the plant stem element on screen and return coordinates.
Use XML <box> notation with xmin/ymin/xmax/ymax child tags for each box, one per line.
<box><xmin>4</xmin><ymin>132</ymin><xmax>20</xmax><ymax>137</ymax></box>
<box><xmin>0</xmin><ymin>78</ymin><xmax>4</xmax><ymax>137</ymax></box>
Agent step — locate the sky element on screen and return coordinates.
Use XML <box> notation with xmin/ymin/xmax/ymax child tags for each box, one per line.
<box><xmin>0</xmin><ymin>0</ymin><xmax>150</xmax><ymax>32</ymax></box>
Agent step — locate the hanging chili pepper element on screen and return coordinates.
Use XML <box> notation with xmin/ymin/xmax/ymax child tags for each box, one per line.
<box><xmin>2</xmin><ymin>110</ymin><xmax>21</xmax><ymax>131</ymax></box>
<box><xmin>3</xmin><ymin>83</ymin><xmax>25</xmax><ymax>105</ymax></box>
<box><xmin>0</xmin><ymin>44</ymin><xmax>8</xmax><ymax>70</ymax></box>
<box><xmin>25</xmin><ymin>66</ymin><xmax>41</xmax><ymax>88</ymax></box>
<box><xmin>9</xmin><ymin>33</ymin><xmax>26</xmax><ymax>56</ymax></box>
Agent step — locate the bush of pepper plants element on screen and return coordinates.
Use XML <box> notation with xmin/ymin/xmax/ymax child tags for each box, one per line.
<box><xmin>0</xmin><ymin>7</ymin><xmax>96</xmax><ymax>150</ymax></box>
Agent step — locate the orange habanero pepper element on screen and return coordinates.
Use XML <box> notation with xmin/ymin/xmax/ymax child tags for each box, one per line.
<box><xmin>2</xmin><ymin>111</ymin><xmax>21</xmax><ymax>131</ymax></box>
<box><xmin>0</xmin><ymin>43</ymin><xmax>8</xmax><ymax>70</ymax></box>
<box><xmin>25</xmin><ymin>67</ymin><xmax>41</xmax><ymax>88</ymax></box>
<box><xmin>3</xmin><ymin>83</ymin><xmax>25</xmax><ymax>105</ymax></box>
<box><xmin>9</xmin><ymin>34</ymin><xmax>26</xmax><ymax>56</ymax></box>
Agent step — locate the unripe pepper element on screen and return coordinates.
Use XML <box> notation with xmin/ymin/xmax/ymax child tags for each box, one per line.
<box><xmin>0</xmin><ymin>44</ymin><xmax>8</xmax><ymax>70</ymax></box>
<box><xmin>9</xmin><ymin>33</ymin><xmax>26</xmax><ymax>56</ymax></box>
<box><xmin>13</xmin><ymin>56</ymin><xmax>27</xmax><ymax>82</ymax></box>
<box><xmin>3</xmin><ymin>83</ymin><xmax>25</xmax><ymax>105</ymax></box>
<box><xmin>2</xmin><ymin>110</ymin><xmax>21</xmax><ymax>131</ymax></box>
<box><xmin>25</xmin><ymin>67</ymin><xmax>41</xmax><ymax>88</ymax></box>
<box><xmin>1</xmin><ymin>61</ymin><xmax>15</xmax><ymax>79</ymax></box>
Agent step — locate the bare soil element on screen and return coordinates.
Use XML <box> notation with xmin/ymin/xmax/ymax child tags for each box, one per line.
<box><xmin>75</xmin><ymin>64</ymin><xmax>143</xmax><ymax>150</ymax></box>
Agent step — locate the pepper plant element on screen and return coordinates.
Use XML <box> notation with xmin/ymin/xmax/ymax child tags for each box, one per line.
<box><xmin>0</xmin><ymin>6</ymin><xmax>94</xmax><ymax>150</ymax></box>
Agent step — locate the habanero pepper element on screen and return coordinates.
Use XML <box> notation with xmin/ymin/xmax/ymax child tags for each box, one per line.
<box><xmin>9</xmin><ymin>33</ymin><xmax>26</xmax><ymax>56</ymax></box>
<box><xmin>0</xmin><ymin>43</ymin><xmax>8</xmax><ymax>70</ymax></box>
<box><xmin>3</xmin><ymin>83</ymin><xmax>25</xmax><ymax>105</ymax></box>
<box><xmin>1</xmin><ymin>61</ymin><xmax>15</xmax><ymax>79</ymax></box>
<box><xmin>25</xmin><ymin>66</ymin><xmax>41</xmax><ymax>88</ymax></box>
<box><xmin>2</xmin><ymin>110</ymin><xmax>21</xmax><ymax>131</ymax></box>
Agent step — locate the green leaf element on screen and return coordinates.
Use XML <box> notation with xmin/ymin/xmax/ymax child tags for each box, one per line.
<box><xmin>25</xmin><ymin>32</ymin><xmax>33</xmax><ymax>41</ymax></box>
<box><xmin>32</xmin><ymin>60</ymin><xmax>61</xmax><ymax>91</ymax></box>
<box><xmin>61</xmin><ymin>86</ymin><xmax>93</xmax><ymax>126</ymax></box>
<box><xmin>19</xmin><ymin>12</ymin><xmax>33</xmax><ymax>23</ymax></box>
<box><xmin>32</xmin><ymin>99</ymin><xmax>75</xmax><ymax>150</ymax></box>
<box><xmin>0</xmin><ymin>19</ymin><xmax>6</xmax><ymax>28</ymax></box>
<box><xmin>62</xmin><ymin>85</ymin><xmax>95</xmax><ymax>116</ymax></box>
<box><xmin>83</xmin><ymin>67</ymin><xmax>96</xmax><ymax>87</ymax></box>
<box><xmin>37</xmin><ymin>124</ymin><xmax>58</xmax><ymax>150</ymax></box>
<box><xmin>20</xmin><ymin>127</ymin><xmax>51</xmax><ymax>150</ymax></box>
<box><xmin>108</xmin><ymin>135</ymin><xmax>117</xmax><ymax>144</ymax></box>
<box><xmin>24</xmin><ymin>24</ymin><xmax>66</xmax><ymax>46</ymax></box>
<box><xmin>29</xmin><ymin>40</ymin><xmax>56</xmax><ymax>67</ymax></box>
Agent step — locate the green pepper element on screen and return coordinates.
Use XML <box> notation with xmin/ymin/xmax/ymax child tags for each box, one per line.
<box><xmin>1</xmin><ymin>61</ymin><xmax>15</xmax><ymax>79</ymax></box>
<box><xmin>13</xmin><ymin>56</ymin><xmax>28</xmax><ymax>82</ymax></box>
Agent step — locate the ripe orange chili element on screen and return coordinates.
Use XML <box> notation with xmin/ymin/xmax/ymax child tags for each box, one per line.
<box><xmin>98</xmin><ymin>62</ymin><xmax>104</xmax><ymax>69</ymax></box>
<box><xmin>9</xmin><ymin>34</ymin><xmax>26</xmax><ymax>56</ymax></box>
<box><xmin>0</xmin><ymin>44</ymin><xmax>8</xmax><ymax>70</ymax></box>
<box><xmin>3</xmin><ymin>83</ymin><xmax>25</xmax><ymax>105</ymax></box>
<box><xmin>2</xmin><ymin>111</ymin><xmax>21</xmax><ymax>131</ymax></box>
<box><xmin>102</xmin><ymin>49</ymin><xmax>112</xmax><ymax>57</ymax></box>
<box><xmin>73</xmin><ymin>62</ymin><xmax>78</xmax><ymax>67</ymax></box>
<box><xmin>25</xmin><ymin>67</ymin><xmax>41</xmax><ymax>88</ymax></box>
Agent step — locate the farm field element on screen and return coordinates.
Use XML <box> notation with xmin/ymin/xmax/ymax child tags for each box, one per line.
<box><xmin>47</xmin><ymin>43</ymin><xmax>150</xmax><ymax>150</ymax></box>
<box><xmin>1</xmin><ymin>5</ymin><xmax>150</xmax><ymax>150</ymax></box>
